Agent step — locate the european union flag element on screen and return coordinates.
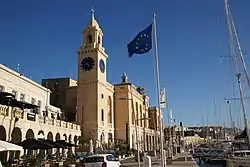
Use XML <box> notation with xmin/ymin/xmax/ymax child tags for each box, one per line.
<box><xmin>127</xmin><ymin>24</ymin><xmax>153</xmax><ymax>57</ymax></box>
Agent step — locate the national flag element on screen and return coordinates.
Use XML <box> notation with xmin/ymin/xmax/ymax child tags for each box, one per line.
<box><xmin>160</xmin><ymin>87</ymin><xmax>166</xmax><ymax>108</ymax></box>
<box><xmin>127</xmin><ymin>24</ymin><xmax>153</xmax><ymax>57</ymax></box>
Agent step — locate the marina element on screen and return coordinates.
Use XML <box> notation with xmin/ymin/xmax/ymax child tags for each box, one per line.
<box><xmin>177</xmin><ymin>0</ymin><xmax>250</xmax><ymax>166</ymax></box>
<box><xmin>1</xmin><ymin>0</ymin><xmax>250</xmax><ymax>166</ymax></box>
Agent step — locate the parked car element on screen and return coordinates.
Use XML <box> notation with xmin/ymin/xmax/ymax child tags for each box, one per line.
<box><xmin>82</xmin><ymin>154</ymin><xmax>121</xmax><ymax>167</ymax></box>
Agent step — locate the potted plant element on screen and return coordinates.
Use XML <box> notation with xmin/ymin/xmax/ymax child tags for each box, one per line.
<box><xmin>29</xmin><ymin>154</ymin><xmax>43</xmax><ymax>167</ymax></box>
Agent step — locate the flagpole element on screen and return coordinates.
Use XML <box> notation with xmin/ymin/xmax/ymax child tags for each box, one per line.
<box><xmin>153</xmin><ymin>13</ymin><xmax>165</xmax><ymax>167</ymax></box>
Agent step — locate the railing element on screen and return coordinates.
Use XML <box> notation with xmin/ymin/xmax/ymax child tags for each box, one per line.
<box><xmin>193</xmin><ymin>147</ymin><xmax>227</xmax><ymax>159</ymax></box>
<box><xmin>0</xmin><ymin>105</ymin><xmax>8</xmax><ymax>116</ymax></box>
<box><xmin>0</xmin><ymin>104</ymin><xmax>81</xmax><ymax>131</ymax></box>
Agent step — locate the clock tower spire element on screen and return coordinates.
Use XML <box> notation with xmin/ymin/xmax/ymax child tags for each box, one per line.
<box><xmin>91</xmin><ymin>6</ymin><xmax>95</xmax><ymax>21</ymax></box>
<box><xmin>77</xmin><ymin>7</ymin><xmax>108</xmax><ymax>82</ymax></box>
<box><xmin>79</xmin><ymin>7</ymin><xmax>105</xmax><ymax>52</ymax></box>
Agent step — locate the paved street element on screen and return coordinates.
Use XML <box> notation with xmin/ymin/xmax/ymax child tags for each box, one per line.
<box><xmin>121</xmin><ymin>156</ymin><xmax>161</xmax><ymax>167</ymax></box>
<box><xmin>121</xmin><ymin>156</ymin><xmax>199</xmax><ymax>167</ymax></box>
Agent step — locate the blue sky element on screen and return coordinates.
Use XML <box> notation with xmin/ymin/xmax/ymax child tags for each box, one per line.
<box><xmin>1</xmin><ymin>0</ymin><xmax>250</xmax><ymax>127</ymax></box>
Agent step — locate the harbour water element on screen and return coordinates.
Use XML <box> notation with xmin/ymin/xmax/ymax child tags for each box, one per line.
<box><xmin>195</xmin><ymin>158</ymin><xmax>224</xmax><ymax>167</ymax></box>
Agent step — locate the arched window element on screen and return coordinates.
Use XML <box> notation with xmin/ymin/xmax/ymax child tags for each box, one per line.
<box><xmin>107</xmin><ymin>96</ymin><xmax>112</xmax><ymax>123</ymax></box>
<box><xmin>101</xmin><ymin>109</ymin><xmax>104</xmax><ymax>121</ymax></box>
<box><xmin>88</xmin><ymin>34</ymin><xmax>93</xmax><ymax>44</ymax></box>
<box><xmin>140</xmin><ymin>105</ymin><xmax>143</xmax><ymax>127</ymax></box>
<box><xmin>132</xmin><ymin>110</ymin><xmax>135</xmax><ymax>125</ymax></box>
<box><xmin>100</xmin><ymin>132</ymin><xmax>105</xmax><ymax>143</ymax></box>
<box><xmin>132</xmin><ymin>134</ymin><xmax>135</xmax><ymax>149</ymax></box>
<box><xmin>143</xmin><ymin>113</ymin><xmax>146</xmax><ymax>127</ymax></box>
<box><xmin>136</xmin><ymin>102</ymin><xmax>139</xmax><ymax>126</ymax></box>
<box><xmin>98</xmin><ymin>36</ymin><xmax>101</xmax><ymax>44</ymax></box>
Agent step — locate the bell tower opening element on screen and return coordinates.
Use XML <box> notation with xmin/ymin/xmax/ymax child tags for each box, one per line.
<box><xmin>98</xmin><ymin>36</ymin><xmax>101</xmax><ymax>44</ymax></box>
<box><xmin>88</xmin><ymin>34</ymin><xmax>93</xmax><ymax>44</ymax></box>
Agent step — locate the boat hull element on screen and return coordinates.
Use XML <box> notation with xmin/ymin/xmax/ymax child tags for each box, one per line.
<box><xmin>226</xmin><ymin>158</ymin><xmax>250</xmax><ymax>167</ymax></box>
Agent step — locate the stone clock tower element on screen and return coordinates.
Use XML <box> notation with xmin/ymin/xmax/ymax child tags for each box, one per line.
<box><xmin>76</xmin><ymin>9</ymin><xmax>108</xmax><ymax>142</ymax></box>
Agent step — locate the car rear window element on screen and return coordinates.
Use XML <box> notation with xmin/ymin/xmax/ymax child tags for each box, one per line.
<box><xmin>85</xmin><ymin>156</ymin><xmax>104</xmax><ymax>163</ymax></box>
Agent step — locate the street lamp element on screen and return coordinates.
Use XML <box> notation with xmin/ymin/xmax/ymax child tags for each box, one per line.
<box><xmin>118</xmin><ymin>97</ymin><xmax>141</xmax><ymax>167</ymax></box>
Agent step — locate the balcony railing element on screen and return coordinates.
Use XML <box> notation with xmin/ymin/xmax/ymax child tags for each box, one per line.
<box><xmin>0</xmin><ymin>104</ymin><xmax>81</xmax><ymax>131</ymax></box>
<box><xmin>0</xmin><ymin>105</ymin><xmax>8</xmax><ymax>116</ymax></box>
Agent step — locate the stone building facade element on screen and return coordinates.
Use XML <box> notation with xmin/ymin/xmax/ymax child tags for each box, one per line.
<box><xmin>0</xmin><ymin>64</ymin><xmax>81</xmax><ymax>146</ymax></box>
<box><xmin>42</xmin><ymin>10</ymin><xmax>161</xmax><ymax>151</ymax></box>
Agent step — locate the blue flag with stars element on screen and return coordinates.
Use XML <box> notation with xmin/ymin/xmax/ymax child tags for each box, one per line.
<box><xmin>127</xmin><ymin>24</ymin><xmax>153</xmax><ymax>57</ymax></box>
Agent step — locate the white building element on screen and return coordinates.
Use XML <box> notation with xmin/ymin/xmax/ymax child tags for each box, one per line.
<box><xmin>0</xmin><ymin>64</ymin><xmax>81</xmax><ymax>145</ymax></box>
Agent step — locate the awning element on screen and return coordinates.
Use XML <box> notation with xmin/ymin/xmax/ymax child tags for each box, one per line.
<box><xmin>0</xmin><ymin>92</ymin><xmax>15</xmax><ymax>106</ymax></box>
<box><xmin>18</xmin><ymin>138</ymin><xmax>54</xmax><ymax>150</ymax></box>
<box><xmin>38</xmin><ymin>139</ymin><xmax>67</xmax><ymax>148</ymax></box>
<box><xmin>0</xmin><ymin>92</ymin><xmax>15</xmax><ymax>99</ymax></box>
<box><xmin>18</xmin><ymin>101</ymin><xmax>39</xmax><ymax>110</ymax></box>
<box><xmin>0</xmin><ymin>140</ymin><xmax>23</xmax><ymax>152</ymax></box>
<box><xmin>0</xmin><ymin>91</ymin><xmax>39</xmax><ymax>111</ymax></box>
<box><xmin>55</xmin><ymin>140</ymin><xmax>78</xmax><ymax>148</ymax></box>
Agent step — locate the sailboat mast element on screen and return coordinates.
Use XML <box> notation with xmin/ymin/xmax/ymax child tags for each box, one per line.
<box><xmin>228</xmin><ymin>5</ymin><xmax>250</xmax><ymax>92</ymax></box>
<box><xmin>235</xmin><ymin>66</ymin><xmax>250</xmax><ymax>147</ymax></box>
<box><xmin>227</xmin><ymin>100</ymin><xmax>234</xmax><ymax>133</ymax></box>
<box><xmin>224</xmin><ymin>0</ymin><xmax>250</xmax><ymax>148</ymax></box>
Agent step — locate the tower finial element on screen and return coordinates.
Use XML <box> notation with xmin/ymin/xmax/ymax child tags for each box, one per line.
<box><xmin>91</xmin><ymin>6</ymin><xmax>95</xmax><ymax>20</ymax></box>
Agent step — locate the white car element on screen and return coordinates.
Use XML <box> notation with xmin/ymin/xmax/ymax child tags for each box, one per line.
<box><xmin>83</xmin><ymin>154</ymin><xmax>121</xmax><ymax>167</ymax></box>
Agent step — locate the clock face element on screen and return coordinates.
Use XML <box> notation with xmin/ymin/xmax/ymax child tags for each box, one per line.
<box><xmin>81</xmin><ymin>57</ymin><xmax>95</xmax><ymax>71</ymax></box>
<box><xmin>99</xmin><ymin>59</ymin><xmax>105</xmax><ymax>73</ymax></box>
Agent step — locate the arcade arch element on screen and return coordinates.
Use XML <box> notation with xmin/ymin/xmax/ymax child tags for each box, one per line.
<box><xmin>68</xmin><ymin>135</ymin><xmax>72</xmax><ymax>143</ymax></box>
<box><xmin>74</xmin><ymin>135</ymin><xmax>78</xmax><ymax>144</ymax></box>
<box><xmin>63</xmin><ymin>134</ymin><xmax>67</xmax><ymax>141</ymax></box>
<box><xmin>0</xmin><ymin>125</ymin><xmax>6</xmax><ymax>141</ymax></box>
<box><xmin>11</xmin><ymin>127</ymin><xmax>22</xmax><ymax>144</ymax></box>
<box><xmin>25</xmin><ymin>129</ymin><xmax>35</xmax><ymax>139</ymax></box>
<box><xmin>47</xmin><ymin>132</ymin><xmax>53</xmax><ymax>154</ymax></box>
<box><xmin>55</xmin><ymin>133</ymin><xmax>60</xmax><ymax>141</ymax></box>
<box><xmin>47</xmin><ymin>132</ymin><xmax>53</xmax><ymax>140</ymax></box>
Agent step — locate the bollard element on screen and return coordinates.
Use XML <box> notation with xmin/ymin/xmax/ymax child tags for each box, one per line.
<box><xmin>163</xmin><ymin>150</ymin><xmax>166</xmax><ymax>167</ymax></box>
<box><xmin>143</xmin><ymin>155</ymin><xmax>151</xmax><ymax>167</ymax></box>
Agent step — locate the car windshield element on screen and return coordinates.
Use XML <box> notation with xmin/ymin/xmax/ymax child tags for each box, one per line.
<box><xmin>85</xmin><ymin>156</ymin><xmax>104</xmax><ymax>163</ymax></box>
